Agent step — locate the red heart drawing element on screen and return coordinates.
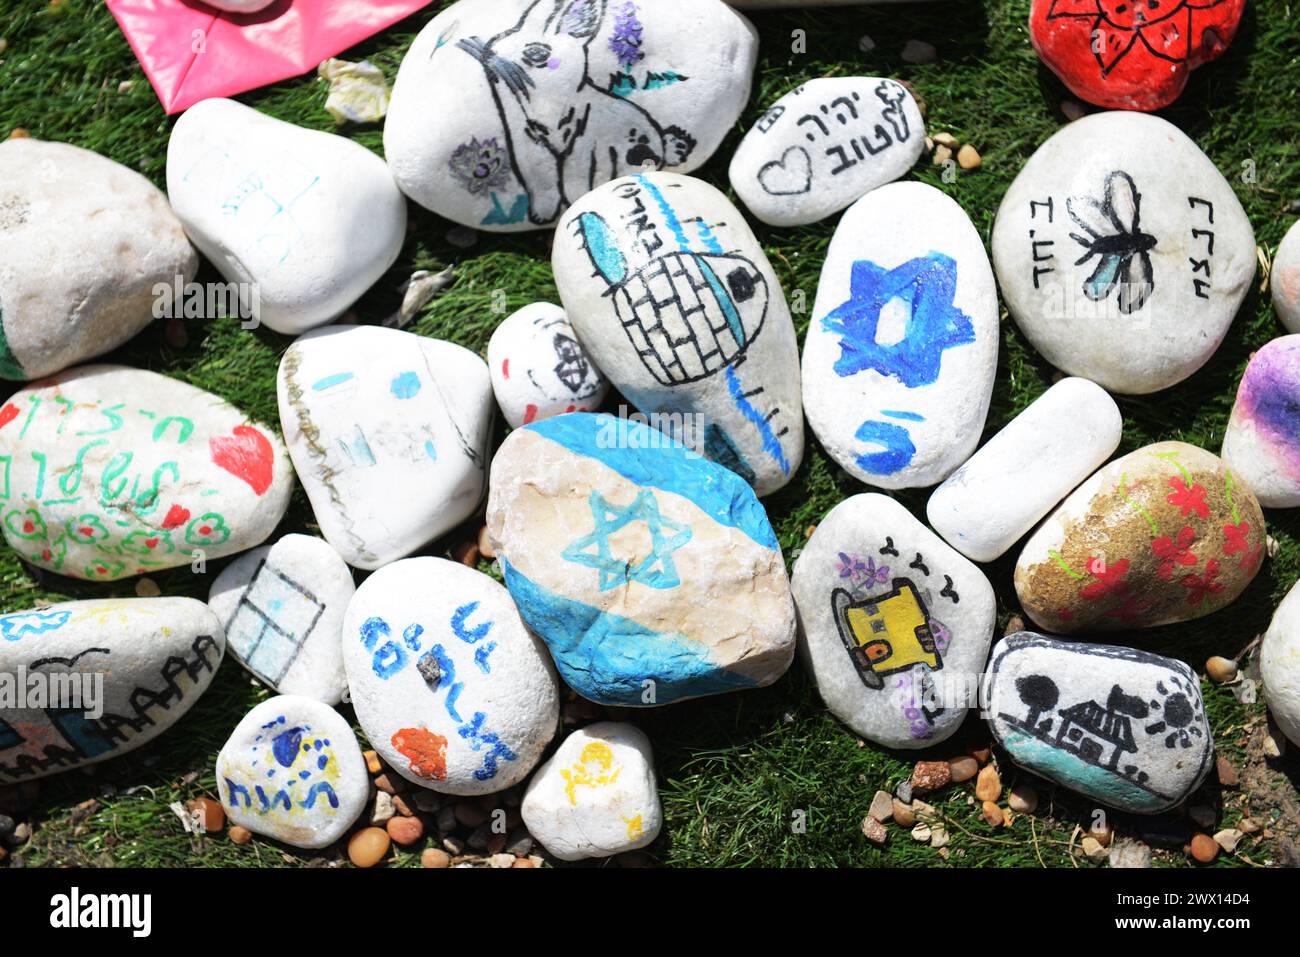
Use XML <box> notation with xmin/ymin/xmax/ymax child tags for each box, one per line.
<box><xmin>162</xmin><ymin>505</ymin><xmax>190</xmax><ymax>529</ymax></box>
<box><xmin>0</xmin><ymin>404</ymin><xmax>19</xmax><ymax>430</ymax></box>
<box><xmin>210</xmin><ymin>426</ymin><xmax>275</xmax><ymax>497</ymax></box>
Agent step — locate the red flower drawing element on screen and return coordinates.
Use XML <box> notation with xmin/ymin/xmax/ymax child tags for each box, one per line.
<box><xmin>1152</xmin><ymin>526</ymin><xmax>1197</xmax><ymax>581</ymax></box>
<box><xmin>1080</xmin><ymin>556</ymin><xmax>1130</xmax><ymax>601</ymax></box>
<box><xmin>1180</xmin><ymin>559</ymin><xmax>1225</xmax><ymax>606</ymax></box>
<box><xmin>1239</xmin><ymin>543</ymin><xmax>1264</xmax><ymax>578</ymax></box>
<box><xmin>1105</xmin><ymin>595</ymin><xmax>1150</xmax><ymax>623</ymax></box>
<box><xmin>1166</xmin><ymin>478</ymin><xmax>1210</xmax><ymax>519</ymax></box>
<box><xmin>1222</xmin><ymin>521</ymin><xmax>1250</xmax><ymax>555</ymax></box>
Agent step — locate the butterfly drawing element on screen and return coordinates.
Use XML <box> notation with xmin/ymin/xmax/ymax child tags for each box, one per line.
<box><xmin>1067</xmin><ymin>170</ymin><xmax>1157</xmax><ymax>315</ymax></box>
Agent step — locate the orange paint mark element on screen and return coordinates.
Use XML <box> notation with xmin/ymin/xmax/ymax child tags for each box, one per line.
<box><xmin>392</xmin><ymin>727</ymin><xmax>448</xmax><ymax>781</ymax></box>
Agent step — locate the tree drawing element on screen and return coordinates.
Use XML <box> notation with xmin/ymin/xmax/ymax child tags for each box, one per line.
<box><xmin>1016</xmin><ymin>674</ymin><xmax>1060</xmax><ymax>729</ymax></box>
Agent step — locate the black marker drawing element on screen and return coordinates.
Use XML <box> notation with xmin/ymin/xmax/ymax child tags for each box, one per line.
<box><xmin>1067</xmin><ymin>170</ymin><xmax>1157</xmax><ymax>314</ymax></box>
<box><xmin>457</xmin><ymin>0</ymin><xmax>696</xmax><ymax>226</ymax></box>
<box><xmin>757</xmin><ymin>146</ymin><xmax>812</xmax><ymax>197</ymax></box>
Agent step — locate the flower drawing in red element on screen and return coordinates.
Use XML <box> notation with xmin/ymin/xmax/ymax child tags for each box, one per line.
<box><xmin>1180</xmin><ymin>558</ymin><xmax>1225</xmax><ymax>607</ymax></box>
<box><xmin>1166</xmin><ymin>477</ymin><xmax>1210</xmax><ymax>519</ymax></box>
<box><xmin>1080</xmin><ymin>555</ymin><xmax>1130</xmax><ymax>601</ymax></box>
<box><xmin>1152</xmin><ymin>526</ymin><xmax>1197</xmax><ymax>581</ymax></box>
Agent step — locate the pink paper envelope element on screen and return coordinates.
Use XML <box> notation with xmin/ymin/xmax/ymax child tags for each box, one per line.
<box><xmin>107</xmin><ymin>0</ymin><xmax>433</xmax><ymax>115</ymax></box>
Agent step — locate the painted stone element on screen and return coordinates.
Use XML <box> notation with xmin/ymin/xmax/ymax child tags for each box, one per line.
<box><xmin>1029</xmin><ymin>0</ymin><xmax>1246</xmax><ymax>112</ymax></box>
<box><xmin>167</xmin><ymin>98</ymin><xmax>407</xmax><ymax>335</ymax></box>
<box><xmin>992</xmin><ymin>112</ymin><xmax>1256</xmax><ymax>395</ymax></box>
<box><xmin>216</xmin><ymin>694</ymin><xmax>368</xmax><ymax>849</ymax></box>
<box><xmin>208</xmin><ymin>534</ymin><xmax>355</xmax><ymax>704</ymax></box>
<box><xmin>277</xmin><ymin>325</ymin><xmax>493</xmax><ymax>571</ymax></box>
<box><xmin>487</xmin><ymin>302</ymin><xmax>609</xmax><ymax>429</ymax></box>
<box><xmin>1262</xmin><ymin>579</ymin><xmax>1300</xmax><ymax>748</ymax></box>
<box><xmin>791</xmin><ymin>493</ymin><xmax>995</xmax><ymax>749</ymax></box>
<box><xmin>207</xmin><ymin>0</ymin><xmax>275</xmax><ymax>11</ymax></box>
<box><xmin>1273</xmin><ymin>221</ymin><xmax>1300</xmax><ymax>334</ymax></box>
<box><xmin>553</xmin><ymin>172</ymin><xmax>804</xmax><ymax>496</ymax></box>
<box><xmin>729</xmin><ymin>77</ymin><xmax>924</xmax><ymax>228</ymax></box>
<box><xmin>1222</xmin><ymin>336</ymin><xmax>1300</xmax><ymax>509</ymax></box>
<box><xmin>987</xmin><ymin>632</ymin><xmax>1213</xmax><ymax>814</ymax></box>
<box><xmin>804</xmin><ymin>181</ymin><xmax>998</xmax><ymax>489</ymax></box>
<box><xmin>521</xmin><ymin>721</ymin><xmax>661</xmax><ymax>860</ymax></box>
<box><xmin>1015</xmin><ymin>441</ymin><xmax>1266</xmax><ymax>633</ymax></box>
<box><xmin>0</xmin><ymin>598</ymin><xmax>225</xmax><ymax>783</ymax></box>
<box><xmin>0</xmin><ymin>138</ymin><xmax>197</xmax><ymax>381</ymax></box>
<box><xmin>385</xmin><ymin>0</ymin><xmax>758</xmax><ymax>232</ymax></box>
<box><xmin>342</xmin><ymin>557</ymin><xmax>559</xmax><ymax>795</ymax></box>
<box><xmin>928</xmin><ymin>377</ymin><xmax>1123</xmax><ymax>562</ymax></box>
<box><xmin>486</xmin><ymin>412</ymin><xmax>796</xmax><ymax>705</ymax></box>
<box><xmin>0</xmin><ymin>365</ymin><xmax>293</xmax><ymax>581</ymax></box>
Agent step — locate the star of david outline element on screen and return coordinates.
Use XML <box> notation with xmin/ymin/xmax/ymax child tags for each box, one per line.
<box><xmin>561</xmin><ymin>490</ymin><xmax>693</xmax><ymax>593</ymax></box>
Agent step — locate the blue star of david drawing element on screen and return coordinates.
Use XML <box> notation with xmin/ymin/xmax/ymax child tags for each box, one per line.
<box><xmin>821</xmin><ymin>251</ymin><xmax>976</xmax><ymax>388</ymax></box>
<box><xmin>562</xmin><ymin>490</ymin><xmax>693</xmax><ymax>592</ymax></box>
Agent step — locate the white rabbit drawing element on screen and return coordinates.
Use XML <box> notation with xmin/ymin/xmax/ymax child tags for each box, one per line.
<box><xmin>457</xmin><ymin>0</ymin><xmax>696</xmax><ymax>226</ymax></box>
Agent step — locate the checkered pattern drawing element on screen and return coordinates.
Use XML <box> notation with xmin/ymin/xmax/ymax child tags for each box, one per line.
<box><xmin>225</xmin><ymin>561</ymin><xmax>326</xmax><ymax>684</ymax></box>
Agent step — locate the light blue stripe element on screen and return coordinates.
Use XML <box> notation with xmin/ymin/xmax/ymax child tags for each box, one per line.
<box><xmin>522</xmin><ymin>413</ymin><xmax>779</xmax><ymax>551</ymax></box>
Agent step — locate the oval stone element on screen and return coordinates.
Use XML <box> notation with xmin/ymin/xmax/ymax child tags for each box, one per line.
<box><xmin>1222</xmin><ymin>335</ymin><xmax>1300</xmax><ymax>509</ymax></box>
<box><xmin>486</xmin><ymin>412</ymin><xmax>796</xmax><ymax>705</ymax></box>
<box><xmin>0</xmin><ymin>365</ymin><xmax>293</xmax><ymax>581</ymax></box>
<box><xmin>208</xmin><ymin>534</ymin><xmax>355</xmax><ymax>704</ymax></box>
<box><xmin>167</xmin><ymin>98</ymin><xmax>407</xmax><ymax>335</ymax></box>
<box><xmin>487</xmin><ymin>302</ymin><xmax>609</xmax><ymax>429</ymax></box>
<box><xmin>804</xmin><ymin>181</ymin><xmax>999</xmax><ymax>489</ymax></box>
<box><xmin>992</xmin><ymin>112</ymin><xmax>1256</xmax><ymax>395</ymax></box>
<box><xmin>987</xmin><ymin>632</ymin><xmax>1214</xmax><ymax>814</ymax></box>
<box><xmin>216</xmin><ymin>694</ymin><xmax>368</xmax><ymax>849</ymax></box>
<box><xmin>1262</xmin><ymin>579</ymin><xmax>1300</xmax><ymax>748</ymax></box>
<box><xmin>0</xmin><ymin>598</ymin><xmax>225</xmax><ymax>784</ymax></box>
<box><xmin>277</xmin><ymin>325</ymin><xmax>493</xmax><ymax>571</ymax></box>
<box><xmin>342</xmin><ymin>557</ymin><xmax>560</xmax><ymax>795</ymax></box>
<box><xmin>1273</xmin><ymin>221</ymin><xmax>1300</xmax><ymax>334</ymax></box>
<box><xmin>791</xmin><ymin>493</ymin><xmax>995</xmax><ymax>749</ymax></box>
<box><xmin>521</xmin><ymin>722</ymin><xmax>661</xmax><ymax>861</ymax></box>
<box><xmin>0</xmin><ymin>138</ymin><xmax>197</xmax><ymax>380</ymax></box>
<box><xmin>385</xmin><ymin>0</ymin><xmax>758</xmax><ymax>231</ymax></box>
<box><xmin>1015</xmin><ymin>441</ymin><xmax>1266</xmax><ymax>633</ymax></box>
<box><xmin>928</xmin><ymin>377</ymin><xmax>1123</xmax><ymax>562</ymax></box>
<box><xmin>729</xmin><ymin>76</ymin><xmax>925</xmax><ymax>227</ymax></box>
<box><xmin>553</xmin><ymin>172</ymin><xmax>804</xmax><ymax>496</ymax></box>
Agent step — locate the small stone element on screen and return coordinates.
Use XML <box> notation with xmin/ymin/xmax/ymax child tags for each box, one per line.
<box><xmin>928</xmin><ymin>824</ymin><xmax>950</xmax><ymax>849</ymax></box>
<box><xmin>1206</xmin><ymin>656</ymin><xmax>1240</xmax><ymax>684</ymax></box>
<box><xmin>512</xmin><ymin>857</ymin><xmax>536</xmax><ymax>868</ymax></box>
<box><xmin>347</xmin><ymin>827</ymin><xmax>391</xmax><ymax>868</ymax></box>
<box><xmin>975</xmin><ymin>765</ymin><xmax>1001</xmax><ymax>804</ymax></box>
<box><xmin>386</xmin><ymin>814</ymin><xmax>424</xmax><ymax>846</ymax></box>
<box><xmin>980</xmin><ymin>801</ymin><xmax>1004</xmax><ymax>827</ymax></box>
<box><xmin>1081</xmin><ymin>836</ymin><xmax>1108</xmax><ymax>862</ymax></box>
<box><xmin>8</xmin><ymin>128</ymin><xmax>29</xmax><ymax>139</ymax></box>
<box><xmin>435</xmin><ymin>806</ymin><xmax>458</xmax><ymax>834</ymax></box>
<box><xmin>891</xmin><ymin>800</ymin><xmax>916</xmax><ymax>828</ymax></box>
<box><xmin>1109</xmin><ymin>839</ymin><xmax>1152</xmax><ymax>869</ymax></box>
<box><xmin>949</xmin><ymin>756</ymin><xmax>979</xmax><ymax>784</ymax></box>
<box><xmin>6</xmin><ymin>822</ymin><xmax>30</xmax><ymax>846</ymax></box>
<box><xmin>1189</xmin><ymin>833</ymin><xmax>1220</xmax><ymax>864</ymax></box>
<box><xmin>911</xmin><ymin>760</ymin><xmax>952</xmax><ymax>794</ymax></box>
<box><xmin>971</xmin><ymin>747</ymin><xmax>992</xmax><ymax>766</ymax></box>
<box><xmin>956</xmin><ymin>144</ymin><xmax>981</xmax><ymax>170</ymax></box>
<box><xmin>134</xmin><ymin>578</ymin><xmax>161</xmax><ymax>598</ymax></box>
<box><xmin>442</xmin><ymin>835</ymin><xmax>465</xmax><ymax>855</ymax></box>
<box><xmin>1263</xmin><ymin>726</ymin><xmax>1286</xmax><ymax>759</ymax></box>
<box><xmin>1089</xmin><ymin>821</ymin><xmax>1114</xmax><ymax>847</ymax></box>
<box><xmin>932</xmin><ymin>132</ymin><xmax>959</xmax><ymax>149</ymax></box>
<box><xmin>363</xmin><ymin>751</ymin><xmax>382</xmax><ymax>775</ymax></box>
<box><xmin>187</xmin><ymin>797</ymin><xmax>225</xmax><ymax>833</ymax></box>
<box><xmin>1003</xmin><ymin>617</ymin><xmax>1025</xmax><ymax>637</ymax></box>
<box><xmin>1214</xmin><ymin>828</ymin><xmax>1245</xmax><ymax>854</ymax></box>
<box><xmin>868</xmin><ymin>790</ymin><xmax>894</xmax><ymax>823</ymax></box>
<box><xmin>932</xmin><ymin>143</ymin><xmax>952</xmax><ymax>166</ymax></box>
<box><xmin>1238</xmin><ymin>818</ymin><xmax>1261</xmax><ymax>834</ymax></box>
<box><xmin>452</xmin><ymin>541</ymin><xmax>480</xmax><ymax>567</ymax></box>
<box><xmin>228</xmin><ymin>825</ymin><xmax>253</xmax><ymax>845</ymax></box>
<box><xmin>422</xmin><ymin>847</ymin><xmax>451</xmax><ymax>868</ymax></box>
<box><xmin>910</xmin><ymin>823</ymin><xmax>932</xmax><ymax>843</ymax></box>
<box><xmin>901</xmin><ymin>39</ymin><xmax>937</xmax><ymax>64</ymax></box>
<box><xmin>391</xmin><ymin>796</ymin><xmax>414</xmax><ymax>818</ymax></box>
<box><xmin>477</xmin><ymin>526</ymin><xmax>495</xmax><ymax>561</ymax></box>
<box><xmin>373</xmin><ymin>774</ymin><xmax>402</xmax><ymax>795</ymax></box>
<box><xmin>857</xmin><ymin>34</ymin><xmax>875</xmax><ymax>53</ymax></box>
<box><xmin>455</xmin><ymin>801</ymin><xmax>490</xmax><ymax>830</ymax></box>
<box><xmin>861</xmin><ymin>816</ymin><xmax>888</xmax><ymax>845</ymax></box>
<box><xmin>506</xmin><ymin>829</ymin><xmax>533</xmax><ymax>857</ymax></box>
<box><xmin>371</xmin><ymin>791</ymin><xmax>395</xmax><ymax>826</ymax></box>
<box><xmin>490</xmin><ymin>853</ymin><xmax>516</xmax><ymax>868</ymax></box>
<box><xmin>895</xmin><ymin>780</ymin><xmax>913</xmax><ymax>803</ymax></box>
<box><xmin>1007</xmin><ymin>783</ymin><xmax>1038</xmax><ymax>814</ymax></box>
<box><xmin>1060</xmin><ymin>98</ymin><xmax>1086</xmax><ymax>122</ymax></box>
<box><xmin>1216</xmin><ymin>754</ymin><xmax>1239</xmax><ymax>788</ymax></box>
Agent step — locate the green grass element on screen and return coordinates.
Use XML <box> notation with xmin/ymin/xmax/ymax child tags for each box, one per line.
<box><xmin>2</xmin><ymin>0</ymin><xmax>1298</xmax><ymax>869</ymax></box>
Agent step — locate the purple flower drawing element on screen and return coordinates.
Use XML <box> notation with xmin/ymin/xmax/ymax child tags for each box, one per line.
<box><xmin>609</xmin><ymin>2</ymin><xmax>645</xmax><ymax>70</ymax></box>
<box><xmin>448</xmin><ymin>137</ymin><xmax>511</xmax><ymax>196</ymax></box>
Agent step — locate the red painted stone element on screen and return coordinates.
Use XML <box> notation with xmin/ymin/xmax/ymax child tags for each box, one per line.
<box><xmin>1030</xmin><ymin>0</ymin><xmax>1246</xmax><ymax>111</ymax></box>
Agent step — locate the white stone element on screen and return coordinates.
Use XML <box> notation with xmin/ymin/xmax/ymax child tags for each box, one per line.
<box><xmin>0</xmin><ymin>364</ymin><xmax>293</xmax><ymax>581</ymax></box>
<box><xmin>1273</xmin><ymin>221</ymin><xmax>1300</xmax><ymax>333</ymax></box>
<box><xmin>553</xmin><ymin>171</ymin><xmax>804</xmax><ymax>496</ymax></box>
<box><xmin>385</xmin><ymin>0</ymin><xmax>757</xmax><ymax>232</ymax></box>
<box><xmin>992</xmin><ymin>112</ymin><xmax>1256</xmax><ymax>395</ymax></box>
<box><xmin>803</xmin><ymin>181</ymin><xmax>998</xmax><ymax>489</ymax></box>
<box><xmin>277</xmin><ymin>325</ymin><xmax>493</xmax><ymax>570</ymax></box>
<box><xmin>729</xmin><ymin>77</ymin><xmax>924</xmax><ymax>227</ymax></box>
<box><xmin>1222</xmin><ymin>335</ymin><xmax>1300</xmax><ymax>508</ymax></box>
<box><xmin>0</xmin><ymin>598</ymin><xmax>225</xmax><ymax>783</ymax></box>
<box><xmin>342</xmin><ymin>557</ymin><xmax>559</xmax><ymax>795</ymax></box>
<box><xmin>486</xmin><ymin>302</ymin><xmax>608</xmax><ymax>428</ymax></box>
<box><xmin>216</xmin><ymin>694</ymin><xmax>368</xmax><ymax>849</ymax></box>
<box><xmin>0</xmin><ymin>138</ymin><xmax>197</xmax><ymax>380</ymax></box>
<box><xmin>167</xmin><ymin>98</ymin><xmax>407</xmax><ymax>335</ymax></box>
<box><xmin>986</xmin><ymin>632</ymin><xmax>1214</xmax><ymax>814</ymax></box>
<box><xmin>207</xmin><ymin>534</ymin><xmax>355</xmax><ymax>704</ymax></box>
<box><xmin>791</xmin><ymin>493</ymin><xmax>995</xmax><ymax>749</ymax></box>
<box><xmin>486</xmin><ymin>412</ymin><xmax>796</xmax><ymax>706</ymax></box>
<box><xmin>521</xmin><ymin>722</ymin><xmax>661</xmax><ymax>861</ymax></box>
<box><xmin>1262</xmin><ymin>579</ymin><xmax>1300</xmax><ymax>748</ymax></box>
<box><xmin>927</xmin><ymin>377</ymin><xmax>1122</xmax><ymax>562</ymax></box>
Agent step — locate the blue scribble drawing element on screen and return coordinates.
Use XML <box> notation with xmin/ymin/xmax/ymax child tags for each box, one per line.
<box><xmin>458</xmin><ymin>711</ymin><xmax>518</xmax><ymax>781</ymax></box>
<box><xmin>853</xmin><ymin>419</ymin><xmax>918</xmax><ymax>475</ymax></box>
<box><xmin>197</xmin><ymin>150</ymin><xmax>321</xmax><ymax>265</ymax></box>
<box><xmin>271</xmin><ymin>725</ymin><xmax>306</xmax><ymax>767</ymax></box>
<box><xmin>821</xmin><ymin>252</ymin><xmax>975</xmax><ymax>387</ymax></box>
<box><xmin>725</xmin><ymin>365</ymin><xmax>790</xmax><ymax>476</ymax></box>
<box><xmin>225</xmin><ymin>561</ymin><xmax>325</xmax><ymax>684</ymax></box>
<box><xmin>0</xmin><ymin>609</ymin><xmax>71</xmax><ymax>641</ymax></box>
<box><xmin>301</xmin><ymin>782</ymin><xmax>340</xmax><ymax>810</ymax></box>
<box><xmin>390</xmin><ymin>371</ymin><xmax>422</xmax><ymax>400</ymax></box>
<box><xmin>312</xmin><ymin>372</ymin><xmax>354</xmax><ymax>392</ymax></box>
<box><xmin>882</xmin><ymin>410</ymin><xmax>925</xmax><ymax>422</ymax></box>
<box><xmin>338</xmin><ymin>425</ymin><xmax>377</xmax><ymax>467</ymax></box>
<box><xmin>562</xmin><ymin>489</ymin><xmax>692</xmax><ymax>592</ymax></box>
<box><xmin>450</xmin><ymin>602</ymin><xmax>494</xmax><ymax>644</ymax></box>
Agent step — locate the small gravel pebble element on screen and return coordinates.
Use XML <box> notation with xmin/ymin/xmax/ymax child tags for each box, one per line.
<box><xmin>1007</xmin><ymin>783</ymin><xmax>1038</xmax><ymax>814</ymax></box>
<box><xmin>868</xmin><ymin>789</ymin><xmax>894</xmax><ymax>822</ymax></box>
<box><xmin>956</xmin><ymin>144</ymin><xmax>982</xmax><ymax>170</ymax></box>
<box><xmin>386</xmin><ymin>815</ymin><xmax>424</xmax><ymax>846</ymax></box>
<box><xmin>861</xmin><ymin>816</ymin><xmax>888</xmax><ymax>845</ymax></box>
<box><xmin>1206</xmin><ymin>656</ymin><xmax>1239</xmax><ymax>683</ymax></box>
<box><xmin>949</xmin><ymin>756</ymin><xmax>978</xmax><ymax>783</ymax></box>
<box><xmin>348</xmin><ymin>827</ymin><xmax>390</xmax><ymax>868</ymax></box>
<box><xmin>975</xmin><ymin>764</ymin><xmax>1001</xmax><ymax>803</ymax></box>
<box><xmin>422</xmin><ymin>847</ymin><xmax>451</xmax><ymax>868</ymax></box>
<box><xmin>228</xmin><ymin>825</ymin><xmax>253</xmax><ymax>845</ymax></box>
<box><xmin>901</xmin><ymin>39</ymin><xmax>937</xmax><ymax>64</ymax></box>
<box><xmin>1190</xmin><ymin>833</ymin><xmax>1219</xmax><ymax>863</ymax></box>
